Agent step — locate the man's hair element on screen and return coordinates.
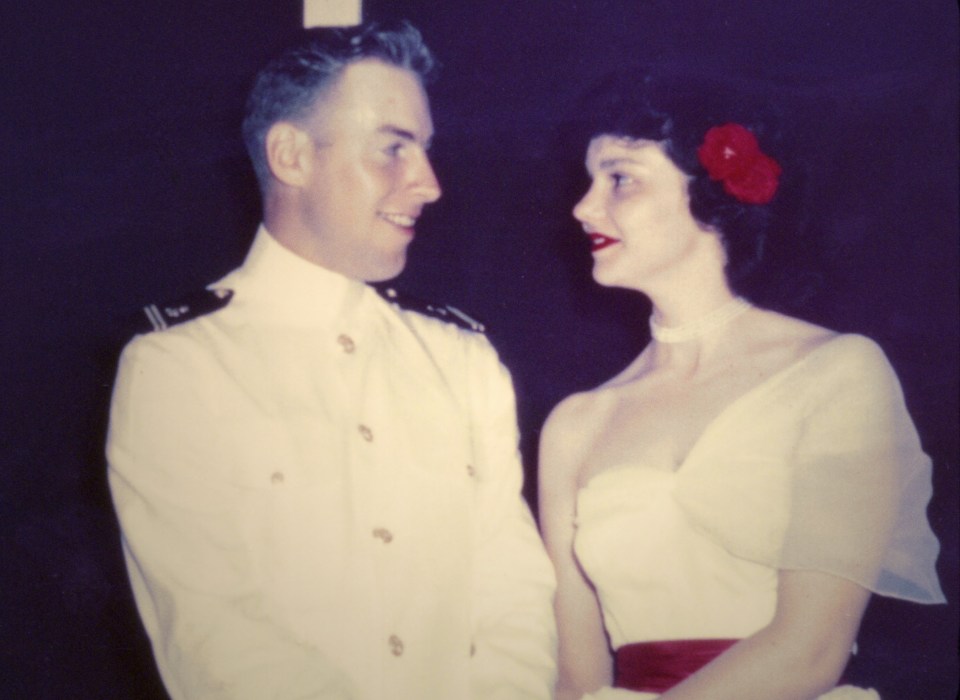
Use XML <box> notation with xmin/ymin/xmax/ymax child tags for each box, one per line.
<box><xmin>242</xmin><ymin>20</ymin><xmax>437</xmax><ymax>191</ymax></box>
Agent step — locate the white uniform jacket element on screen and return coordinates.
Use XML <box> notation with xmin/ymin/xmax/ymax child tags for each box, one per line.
<box><xmin>107</xmin><ymin>227</ymin><xmax>558</xmax><ymax>700</ymax></box>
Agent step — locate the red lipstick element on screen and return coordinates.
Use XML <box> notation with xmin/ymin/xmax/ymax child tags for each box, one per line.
<box><xmin>587</xmin><ymin>232</ymin><xmax>620</xmax><ymax>252</ymax></box>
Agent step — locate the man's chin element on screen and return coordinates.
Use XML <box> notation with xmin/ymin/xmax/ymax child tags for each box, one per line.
<box><xmin>361</xmin><ymin>252</ymin><xmax>407</xmax><ymax>283</ymax></box>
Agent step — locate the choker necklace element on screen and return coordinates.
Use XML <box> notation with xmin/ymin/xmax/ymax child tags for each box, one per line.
<box><xmin>650</xmin><ymin>297</ymin><xmax>752</xmax><ymax>344</ymax></box>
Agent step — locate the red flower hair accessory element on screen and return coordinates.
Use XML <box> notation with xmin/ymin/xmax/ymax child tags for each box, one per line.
<box><xmin>697</xmin><ymin>123</ymin><xmax>781</xmax><ymax>205</ymax></box>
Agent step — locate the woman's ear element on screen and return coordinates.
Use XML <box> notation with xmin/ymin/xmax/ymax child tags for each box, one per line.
<box><xmin>264</xmin><ymin>122</ymin><xmax>313</xmax><ymax>188</ymax></box>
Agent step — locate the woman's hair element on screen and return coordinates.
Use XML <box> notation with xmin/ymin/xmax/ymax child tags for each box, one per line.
<box><xmin>571</xmin><ymin>69</ymin><xmax>802</xmax><ymax>296</ymax></box>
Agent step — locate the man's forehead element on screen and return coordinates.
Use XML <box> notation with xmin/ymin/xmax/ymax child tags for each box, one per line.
<box><xmin>309</xmin><ymin>60</ymin><xmax>433</xmax><ymax>140</ymax></box>
<box><xmin>331</xmin><ymin>60</ymin><xmax>426</xmax><ymax>108</ymax></box>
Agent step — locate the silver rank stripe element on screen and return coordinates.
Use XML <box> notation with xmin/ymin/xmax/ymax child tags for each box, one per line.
<box><xmin>143</xmin><ymin>303</ymin><xmax>168</xmax><ymax>331</ymax></box>
<box><xmin>446</xmin><ymin>306</ymin><xmax>485</xmax><ymax>333</ymax></box>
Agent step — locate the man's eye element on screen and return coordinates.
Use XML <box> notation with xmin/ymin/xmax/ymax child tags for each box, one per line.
<box><xmin>611</xmin><ymin>173</ymin><xmax>631</xmax><ymax>188</ymax></box>
<box><xmin>384</xmin><ymin>142</ymin><xmax>405</xmax><ymax>157</ymax></box>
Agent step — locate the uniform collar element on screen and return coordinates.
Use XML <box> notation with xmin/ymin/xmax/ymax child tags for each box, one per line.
<box><xmin>216</xmin><ymin>225</ymin><xmax>372</xmax><ymax>327</ymax></box>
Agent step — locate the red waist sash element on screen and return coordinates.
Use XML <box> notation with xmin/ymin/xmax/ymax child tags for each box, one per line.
<box><xmin>613</xmin><ymin>638</ymin><xmax>739</xmax><ymax>692</ymax></box>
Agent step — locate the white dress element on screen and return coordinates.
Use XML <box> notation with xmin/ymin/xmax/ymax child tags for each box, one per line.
<box><xmin>572</xmin><ymin>335</ymin><xmax>944</xmax><ymax>699</ymax></box>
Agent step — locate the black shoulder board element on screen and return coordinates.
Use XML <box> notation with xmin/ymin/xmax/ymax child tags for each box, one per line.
<box><xmin>373</xmin><ymin>285</ymin><xmax>486</xmax><ymax>333</ymax></box>
<box><xmin>141</xmin><ymin>288</ymin><xmax>233</xmax><ymax>332</ymax></box>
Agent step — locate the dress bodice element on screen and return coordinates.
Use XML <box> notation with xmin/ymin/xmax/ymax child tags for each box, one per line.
<box><xmin>575</xmin><ymin>466</ymin><xmax>778</xmax><ymax>648</ymax></box>
<box><xmin>572</xmin><ymin>334</ymin><xmax>944</xmax><ymax>655</ymax></box>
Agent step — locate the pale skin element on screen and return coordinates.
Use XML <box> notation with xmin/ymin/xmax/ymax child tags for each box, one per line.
<box><xmin>261</xmin><ymin>58</ymin><xmax>441</xmax><ymax>282</ymax></box>
<box><xmin>539</xmin><ymin>136</ymin><xmax>872</xmax><ymax>699</ymax></box>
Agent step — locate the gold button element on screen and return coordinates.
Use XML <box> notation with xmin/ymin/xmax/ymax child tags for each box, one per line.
<box><xmin>358</xmin><ymin>425</ymin><xmax>373</xmax><ymax>442</ymax></box>
<box><xmin>466</xmin><ymin>464</ymin><xmax>476</xmax><ymax>478</ymax></box>
<box><xmin>337</xmin><ymin>334</ymin><xmax>355</xmax><ymax>354</ymax></box>
<box><xmin>372</xmin><ymin>527</ymin><xmax>393</xmax><ymax>544</ymax></box>
<box><xmin>388</xmin><ymin>634</ymin><xmax>404</xmax><ymax>656</ymax></box>
<box><xmin>270</xmin><ymin>471</ymin><xmax>284</xmax><ymax>484</ymax></box>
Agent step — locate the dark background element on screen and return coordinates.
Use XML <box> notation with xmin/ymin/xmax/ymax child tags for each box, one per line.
<box><xmin>1</xmin><ymin>1</ymin><xmax>957</xmax><ymax>697</ymax></box>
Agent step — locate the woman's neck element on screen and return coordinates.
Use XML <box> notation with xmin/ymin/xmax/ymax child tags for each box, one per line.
<box><xmin>642</xmin><ymin>280</ymin><xmax>751</xmax><ymax>375</ymax></box>
<box><xmin>650</xmin><ymin>295</ymin><xmax>751</xmax><ymax>344</ymax></box>
<box><xmin>646</xmin><ymin>264</ymin><xmax>739</xmax><ymax>326</ymax></box>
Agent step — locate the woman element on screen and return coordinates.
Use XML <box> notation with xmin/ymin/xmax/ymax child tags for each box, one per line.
<box><xmin>539</xmin><ymin>72</ymin><xmax>945</xmax><ymax>700</ymax></box>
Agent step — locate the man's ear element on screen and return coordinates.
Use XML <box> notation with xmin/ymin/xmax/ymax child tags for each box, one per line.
<box><xmin>265</xmin><ymin>122</ymin><xmax>313</xmax><ymax>188</ymax></box>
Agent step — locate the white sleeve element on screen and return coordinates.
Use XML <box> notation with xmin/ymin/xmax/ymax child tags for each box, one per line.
<box><xmin>673</xmin><ymin>335</ymin><xmax>944</xmax><ymax>604</ymax></box>
<box><xmin>780</xmin><ymin>337</ymin><xmax>944</xmax><ymax>602</ymax></box>
<box><xmin>107</xmin><ymin>336</ymin><xmax>356</xmax><ymax>700</ymax></box>
<box><xmin>466</xmin><ymin>338</ymin><xmax>558</xmax><ymax>699</ymax></box>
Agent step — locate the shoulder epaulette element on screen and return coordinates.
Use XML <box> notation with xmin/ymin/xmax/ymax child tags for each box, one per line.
<box><xmin>141</xmin><ymin>288</ymin><xmax>233</xmax><ymax>332</ymax></box>
<box><xmin>374</xmin><ymin>285</ymin><xmax>486</xmax><ymax>334</ymax></box>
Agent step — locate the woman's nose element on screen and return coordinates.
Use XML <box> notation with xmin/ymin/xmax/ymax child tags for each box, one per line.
<box><xmin>572</xmin><ymin>186</ymin><xmax>598</xmax><ymax>224</ymax></box>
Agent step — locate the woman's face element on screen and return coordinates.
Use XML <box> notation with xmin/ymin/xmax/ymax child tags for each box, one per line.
<box><xmin>573</xmin><ymin>135</ymin><xmax>715</xmax><ymax>291</ymax></box>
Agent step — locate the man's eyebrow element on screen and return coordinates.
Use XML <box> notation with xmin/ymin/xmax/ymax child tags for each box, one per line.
<box><xmin>378</xmin><ymin>124</ymin><xmax>433</xmax><ymax>148</ymax></box>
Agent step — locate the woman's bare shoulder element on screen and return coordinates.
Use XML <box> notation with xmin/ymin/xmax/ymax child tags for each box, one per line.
<box><xmin>540</xmin><ymin>387</ymin><xmax>614</xmax><ymax>479</ymax></box>
<box><xmin>543</xmin><ymin>388</ymin><xmax>605</xmax><ymax>442</ymax></box>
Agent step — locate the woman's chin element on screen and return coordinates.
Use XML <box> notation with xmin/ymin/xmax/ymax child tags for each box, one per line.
<box><xmin>591</xmin><ymin>263</ymin><xmax>618</xmax><ymax>288</ymax></box>
<box><xmin>592</xmin><ymin>264</ymin><xmax>638</xmax><ymax>292</ymax></box>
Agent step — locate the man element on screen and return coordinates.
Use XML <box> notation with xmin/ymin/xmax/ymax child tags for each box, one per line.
<box><xmin>107</xmin><ymin>21</ymin><xmax>556</xmax><ymax>699</ymax></box>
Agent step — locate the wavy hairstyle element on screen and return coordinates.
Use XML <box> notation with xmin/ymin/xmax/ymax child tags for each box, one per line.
<box><xmin>570</xmin><ymin>69</ymin><xmax>802</xmax><ymax>296</ymax></box>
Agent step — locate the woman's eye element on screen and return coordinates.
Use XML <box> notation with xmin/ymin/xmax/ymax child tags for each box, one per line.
<box><xmin>611</xmin><ymin>173</ymin><xmax>631</xmax><ymax>188</ymax></box>
<box><xmin>384</xmin><ymin>142</ymin><xmax>405</xmax><ymax>157</ymax></box>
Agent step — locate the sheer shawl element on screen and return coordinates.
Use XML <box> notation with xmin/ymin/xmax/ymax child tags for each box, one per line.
<box><xmin>673</xmin><ymin>334</ymin><xmax>944</xmax><ymax>603</ymax></box>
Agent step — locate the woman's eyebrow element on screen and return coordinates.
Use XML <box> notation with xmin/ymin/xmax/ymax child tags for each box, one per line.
<box><xmin>597</xmin><ymin>157</ymin><xmax>641</xmax><ymax>170</ymax></box>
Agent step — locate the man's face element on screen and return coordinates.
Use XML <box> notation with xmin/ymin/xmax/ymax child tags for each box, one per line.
<box><xmin>292</xmin><ymin>59</ymin><xmax>441</xmax><ymax>281</ymax></box>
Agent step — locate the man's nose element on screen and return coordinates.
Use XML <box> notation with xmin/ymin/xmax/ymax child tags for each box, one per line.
<box><xmin>413</xmin><ymin>155</ymin><xmax>442</xmax><ymax>203</ymax></box>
